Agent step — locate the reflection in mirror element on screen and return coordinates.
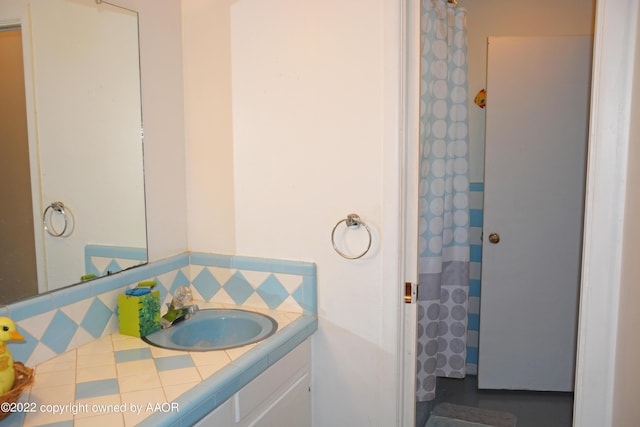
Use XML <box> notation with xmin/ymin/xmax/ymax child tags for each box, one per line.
<box><xmin>0</xmin><ymin>0</ymin><xmax>147</xmax><ymax>305</ymax></box>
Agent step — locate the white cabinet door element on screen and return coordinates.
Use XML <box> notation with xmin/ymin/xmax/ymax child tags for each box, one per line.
<box><xmin>195</xmin><ymin>340</ymin><xmax>311</xmax><ymax>426</ymax></box>
<box><xmin>237</xmin><ymin>340</ymin><xmax>310</xmax><ymax>427</ymax></box>
<box><xmin>246</xmin><ymin>372</ymin><xmax>310</xmax><ymax>427</ymax></box>
<box><xmin>478</xmin><ymin>36</ymin><xmax>591</xmax><ymax>391</ymax></box>
<box><xmin>195</xmin><ymin>395</ymin><xmax>234</xmax><ymax>425</ymax></box>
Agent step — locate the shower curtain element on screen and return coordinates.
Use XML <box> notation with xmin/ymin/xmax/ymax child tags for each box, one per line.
<box><xmin>416</xmin><ymin>0</ymin><xmax>470</xmax><ymax>402</ymax></box>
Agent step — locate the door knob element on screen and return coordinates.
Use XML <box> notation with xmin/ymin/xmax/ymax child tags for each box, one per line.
<box><xmin>488</xmin><ymin>232</ymin><xmax>500</xmax><ymax>244</ymax></box>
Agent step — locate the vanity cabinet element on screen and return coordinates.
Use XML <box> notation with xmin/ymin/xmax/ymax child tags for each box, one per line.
<box><xmin>195</xmin><ymin>339</ymin><xmax>311</xmax><ymax>427</ymax></box>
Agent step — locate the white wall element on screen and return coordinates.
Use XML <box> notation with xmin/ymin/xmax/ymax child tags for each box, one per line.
<box><xmin>612</xmin><ymin>1</ymin><xmax>640</xmax><ymax>425</ymax></box>
<box><xmin>230</xmin><ymin>2</ymin><xmax>399</xmax><ymax>425</ymax></box>
<box><xmin>115</xmin><ymin>0</ymin><xmax>188</xmax><ymax>262</ymax></box>
<box><xmin>461</xmin><ymin>0</ymin><xmax>595</xmax><ymax>182</ymax></box>
<box><xmin>182</xmin><ymin>0</ymin><xmax>403</xmax><ymax>425</ymax></box>
<box><xmin>182</xmin><ymin>0</ymin><xmax>237</xmax><ymax>254</ymax></box>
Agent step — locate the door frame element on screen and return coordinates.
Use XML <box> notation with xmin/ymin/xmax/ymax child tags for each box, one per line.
<box><xmin>573</xmin><ymin>0</ymin><xmax>639</xmax><ymax>425</ymax></box>
<box><xmin>398</xmin><ymin>0</ymin><xmax>421</xmax><ymax>425</ymax></box>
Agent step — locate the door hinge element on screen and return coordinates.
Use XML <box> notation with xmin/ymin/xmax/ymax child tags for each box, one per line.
<box><xmin>404</xmin><ymin>282</ymin><xmax>417</xmax><ymax>304</ymax></box>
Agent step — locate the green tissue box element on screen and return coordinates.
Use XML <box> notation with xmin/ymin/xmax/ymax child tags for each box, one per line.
<box><xmin>118</xmin><ymin>291</ymin><xmax>161</xmax><ymax>337</ymax></box>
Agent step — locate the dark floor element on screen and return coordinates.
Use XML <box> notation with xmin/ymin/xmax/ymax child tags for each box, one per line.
<box><xmin>417</xmin><ymin>376</ymin><xmax>574</xmax><ymax>427</ymax></box>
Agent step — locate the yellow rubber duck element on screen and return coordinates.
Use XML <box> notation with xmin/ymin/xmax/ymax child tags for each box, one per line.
<box><xmin>0</xmin><ymin>317</ymin><xmax>25</xmax><ymax>393</ymax></box>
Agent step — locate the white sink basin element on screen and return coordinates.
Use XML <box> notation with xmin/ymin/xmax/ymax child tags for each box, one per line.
<box><xmin>142</xmin><ymin>309</ymin><xmax>278</xmax><ymax>351</ymax></box>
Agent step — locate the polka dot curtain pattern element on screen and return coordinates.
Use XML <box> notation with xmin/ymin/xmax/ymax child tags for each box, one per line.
<box><xmin>416</xmin><ymin>0</ymin><xmax>470</xmax><ymax>402</ymax></box>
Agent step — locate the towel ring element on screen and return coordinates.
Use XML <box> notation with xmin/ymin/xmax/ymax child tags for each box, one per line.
<box><xmin>331</xmin><ymin>213</ymin><xmax>372</xmax><ymax>259</ymax></box>
<box><xmin>43</xmin><ymin>201</ymin><xmax>71</xmax><ymax>237</ymax></box>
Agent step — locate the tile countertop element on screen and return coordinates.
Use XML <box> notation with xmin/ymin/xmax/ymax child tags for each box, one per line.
<box><xmin>9</xmin><ymin>302</ymin><xmax>317</xmax><ymax>427</ymax></box>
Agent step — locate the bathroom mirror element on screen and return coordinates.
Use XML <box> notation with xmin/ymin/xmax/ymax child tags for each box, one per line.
<box><xmin>0</xmin><ymin>0</ymin><xmax>147</xmax><ymax>305</ymax></box>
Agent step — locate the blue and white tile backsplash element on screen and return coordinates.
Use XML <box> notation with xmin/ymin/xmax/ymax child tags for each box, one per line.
<box><xmin>84</xmin><ymin>244</ymin><xmax>148</xmax><ymax>278</ymax></box>
<box><xmin>4</xmin><ymin>253</ymin><xmax>317</xmax><ymax>367</ymax></box>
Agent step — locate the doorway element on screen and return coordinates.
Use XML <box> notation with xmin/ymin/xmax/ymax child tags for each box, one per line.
<box><xmin>0</xmin><ymin>26</ymin><xmax>39</xmax><ymax>304</ymax></box>
<box><xmin>410</xmin><ymin>1</ymin><xmax>596</xmax><ymax>426</ymax></box>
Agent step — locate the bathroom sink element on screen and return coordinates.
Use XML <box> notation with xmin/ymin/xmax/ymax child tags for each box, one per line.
<box><xmin>142</xmin><ymin>309</ymin><xmax>278</xmax><ymax>351</ymax></box>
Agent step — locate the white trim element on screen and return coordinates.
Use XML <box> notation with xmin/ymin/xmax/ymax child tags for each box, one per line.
<box><xmin>573</xmin><ymin>0</ymin><xmax>638</xmax><ymax>425</ymax></box>
<box><xmin>399</xmin><ymin>0</ymin><xmax>421</xmax><ymax>425</ymax></box>
<box><xmin>381</xmin><ymin>0</ymin><xmax>410</xmax><ymax>425</ymax></box>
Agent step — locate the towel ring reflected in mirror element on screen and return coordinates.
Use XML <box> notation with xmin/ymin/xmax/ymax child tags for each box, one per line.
<box><xmin>43</xmin><ymin>202</ymin><xmax>74</xmax><ymax>238</ymax></box>
<box><xmin>331</xmin><ymin>213</ymin><xmax>372</xmax><ymax>259</ymax></box>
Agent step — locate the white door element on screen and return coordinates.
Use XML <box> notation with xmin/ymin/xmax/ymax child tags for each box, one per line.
<box><xmin>478</xmin><ymin>36</ymin><xmax>592</xmax><ymax>391</ymax></box>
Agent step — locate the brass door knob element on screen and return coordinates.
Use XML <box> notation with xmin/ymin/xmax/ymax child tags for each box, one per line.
<box><xmin>488</xmin><ymin>232</ymin><xmax>500</xmax><ymax>244</ymax></box>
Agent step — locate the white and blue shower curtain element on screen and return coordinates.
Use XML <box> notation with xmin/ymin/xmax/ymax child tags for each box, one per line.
<box><xmin>416</xmin><ymin>0</ymin><xmax>470</xmax><ymax>402</ymax></box>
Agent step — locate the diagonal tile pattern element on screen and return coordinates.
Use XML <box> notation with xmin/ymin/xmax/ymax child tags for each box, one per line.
<box><xmin>81</xmin><ymin>298</ymin><xmax>112</xmax><ymax>338</ymax></box>
<box><xmin>224</xmin><ymin>272</ymin><xmax>255</xmax><ymax>305</ymax></box>
<box><xmin>41</xmin><ymin>311</ymin><xmax>78</xmax><ymax>354</ymax></box>
<box><xmin>257</xmin><ymin>274</ymin><xmax>290</xmax><ymax>309</ymax></box>
<box><xmin>6</xmin><ymin>252</ymin><xmax>316</xmax><ymax>370</ymax></box>
<box><xmin>191</xmin><ymin>268</ymin><xmax>221</xmax><ymax>301</ymax></box>
<box><xmin>84</xmin><ymin>245</ymin><xmax>148</xmax><ymax>278</ymax></box>
<box><xmin>6</xmin><ymin>307</ymin><xmax>302</xmax><ymax>427</ymax></box>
